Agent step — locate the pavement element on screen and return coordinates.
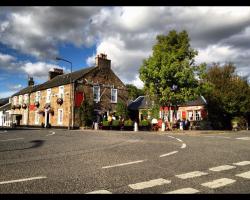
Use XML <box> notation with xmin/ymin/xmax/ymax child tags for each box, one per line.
<box><xmin>0</xmin><ymin>128</ymin><xmax>250</xmax><ymax>193</ymax></box>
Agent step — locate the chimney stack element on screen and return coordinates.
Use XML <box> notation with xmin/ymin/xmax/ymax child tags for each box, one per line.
<box><xmin>49</xmin><ymin>68</ymin><xmax>64</xmax><ymax>80</ymax></box>
<box><xmin>95</xmin><ymin>53</ymin><xmax>111</xmax><ymax>69</ymax></box>
<box><xmin>28</xmin><ymin>77</ymin><xmax>34</xmax><ymax>86</ymax></box>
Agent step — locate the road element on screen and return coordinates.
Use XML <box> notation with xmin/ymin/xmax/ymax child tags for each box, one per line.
<box><xmin>0</xmin><ymin>128</ymin><xmax>250</xmax><ymax>193</ymax></box>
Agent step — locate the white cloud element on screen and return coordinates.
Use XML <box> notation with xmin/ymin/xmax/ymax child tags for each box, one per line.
<box><xmin>0</xmin><ymin>52</ymin><xmax>16</xmax><ymax>64</ymax></box>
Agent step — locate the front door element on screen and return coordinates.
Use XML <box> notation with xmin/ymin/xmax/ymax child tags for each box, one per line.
<box><xmin>45</xmin><ymin>110</ymin><xmax>50</xmax><ymax>128</ymax></box>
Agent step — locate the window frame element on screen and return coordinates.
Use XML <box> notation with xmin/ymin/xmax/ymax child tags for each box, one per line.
<box><xmin>58</xmin><ymin>86</ymin><xmax>64</xmax><ymax>99</ymax></box>
<box><xmin>93</xmin><ymin>86</ymin><xmax>100</xmax><ymax>102</ymax></box>
<box><xmin>57</xmin><ymin>109</ymin><xmax>63</xmax><ymax>125</ymax></box>
<box><xmin>35</xmin><ymin>111</ymin><xmax>40</xmax><ymax>125</ymax></box>
<box><xmin>111</xmin><ymin>88</ymin><xmax>118</xmax><ymax>103</ymax></box>
<box><xmin>35</xmin><ymin>91</ymin><xmax>41</xmax><ymax>102</ymax></box>
<box><xmin>46</xmin><ymin>88</ymin><xmax>52</xmax><ymax>103</ymax></box>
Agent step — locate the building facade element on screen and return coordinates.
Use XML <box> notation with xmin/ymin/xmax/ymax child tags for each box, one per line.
<box><xmin>10</xmin><ymin>54</ymin><xmax>128</xmax><ymax>128</ymax></box>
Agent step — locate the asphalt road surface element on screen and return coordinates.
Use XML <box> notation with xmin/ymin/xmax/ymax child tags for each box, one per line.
<box><xmin>0</xmin><ymin>128</ymin><xmax>250</xmax><ymax>194</ymax></box>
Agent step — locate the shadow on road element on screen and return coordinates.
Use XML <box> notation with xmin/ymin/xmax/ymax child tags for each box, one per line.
<box><xmin>0</xmin><ymin>140</ymin><xmax>45</xmax><ymax>152</ymax></box>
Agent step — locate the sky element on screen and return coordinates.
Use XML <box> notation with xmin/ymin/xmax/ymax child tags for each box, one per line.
<box><xmin>0</xmin><ymin>6</ymin><xmax>250</xmax><ymax>98</ymax></box>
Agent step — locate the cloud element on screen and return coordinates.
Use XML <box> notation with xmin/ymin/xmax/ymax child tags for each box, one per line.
<box><xmin>1</xmin><ymin>7</ymin><xmax>250</xmax><ymax>86</ymax></box>
<box><xmin>8</xmin><ymin>84</ymin><xmax>22</xmax><ymax>90</ymax></box>
<box><xmin>0</xmin><ymin>52</ymin><xmax>16</xmax><ymax>65</ymax></box>
<box><xmin>20</xmin><ymin>61</ymin><xmax>65</xmax><ymax>82</ymax></box>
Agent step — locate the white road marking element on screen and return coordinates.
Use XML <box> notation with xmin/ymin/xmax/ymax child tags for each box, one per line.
<box><xmin>209</xmin><ymin>165</ymin><xmax>236</xmax><ymax>172</ymax></box>
<box><xmin>176</xmin><ymin>171</ymin><xmax>208</xmax><ymax>179</ymax></box>
<box><xmin>235</xmin><ymin>171</ymin><xmax>250</xmax><ymax>179</ymax></box>
<box><xmin>236</xmin><ymin>137</ymin><xmax>250</xmax><ymax>140</ymax></box>
<box><xmin>0</xmin><ymin>137</ymin><xmax>24</xmax><ymax>142</ymax></box>
<box><xmin>86</xmin><ymin>190</ymin><xmax>112</xmax><ymax>194</ymax></box>
<box><xmin>181</xmin><ymin>143</ymin><xmax>187</xmax><ymax>149</ymax></box>
<box><xmin>167</xmin><ymin>136</ymin><xmax>176</xmax><ymax>139</ymax></box>
<box><xmin>46</xmin><ymin>131</ymin><xmax>55</xmax><ymax>136</ymax></box>
<box><xmin>0</xmin><ymin>176</ymin><xmax>47</xmax><ymax>185</ymax></box>
<box><xmin>0</xmin><ymin>130</ymin><xmax>7</xmax><ymax>133</ymax></box>
<box><xmin>102</xmin><ymin>160</ymin><xmax>145</xmax><ymax>169</ymax></box>
<box><xmin>201</xmin><ymin>178</ymin><xmax>236</xmax><ymax>189</ymax></box>
<box><xmin>159</xmin><ymin>151</ymin><xmax>178</xmax><ymax>157</ymax></box>
<box><xmin>165</xmin><ymin>188</ymin><xmax>200</xmax><ymax>194</ymax></box>
<box><xmin>176</xmin><ymin>138</ymin><xmax>183</xmax><ymax>142</ymax></box>
<box><xmin>233</xmin><ymin>161</ymin><xmax>250</xmax><ymax>166</ymax></box>
<box><xmin>128</xmin><ymin>178</ymin><xmax>171</xmax><ymax>190</ymax></box>
<box><xmin>204</xmin><ymin>136</ymin><xmax>230</xmax><ymax>139</ymax></box>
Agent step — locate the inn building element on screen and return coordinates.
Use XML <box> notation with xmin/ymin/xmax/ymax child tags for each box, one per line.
<box><xmin>10</xmin><ymin>54</ymin><xmax>128</xmax><ymax>128</ymax></box>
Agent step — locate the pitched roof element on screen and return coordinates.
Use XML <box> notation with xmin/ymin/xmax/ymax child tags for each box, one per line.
<box><xmin>11</xmin><ymin>66</ymin><xmax>95</xmax><ymax>97</ymax></box>
<box><xmin>0</xmin><ymin>97</ymin><xmax>9</xmax><ymax>106</ymax></box>
<box><xmin>128</xmin><ymin>95</ymin><xmax>207</xmax><ymax>110</ymax></box>
<box><xmin>0</xmin><ymin>102</ymin><xmax>11</xmax><ymax>111</ymax></box>
<box><xmin>128</xmin><ymin>96</ymin><xmax>152</xmax><ymax>110</ymax></box>
<box><xmin>180</xmin><ymin>96</ymin><xmax>207</xmax><ymax>107</ymax></box>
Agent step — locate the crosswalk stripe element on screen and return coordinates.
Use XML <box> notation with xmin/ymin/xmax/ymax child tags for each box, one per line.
<box><xmin>236</xmin><ymin>137</ymin><xmax>250</xmax><ymax>140</ymax></box>
<box><xmin>165</xmin><ymin>188</ymin><xmax>200</xmax><ymax>194</ymax></box>
<box><xmin>201</xmin><ymin>178</ymin><xmax>236</xmax><ymax>189</ymax></box>
<box><xmin>86</xmin><ymin>190</ymin><xmax>112</xmax><ymax>194</ymax></box>
<box><xmin>209</xmin><ymin>165</ymin><xmax>236</xmax><ymax>172</ymax></box>
<box><xmin>128</xmin><ymin>178</ymin><xmax>171</xmax><ymax>190</ymax></box>
<box><xmin>235</xmin><ymin>170</ymin><xmax>250</xmax><ymax>179</ymax></box>
<box><xmin>233</xmin><ymin>161</ymin><xmax>250</xmax><ymax>166</ymax></box>
<box><xmin>175</xmin><ymin>171</ymin><xmax>208</xmax><ymax>179</ymax></box>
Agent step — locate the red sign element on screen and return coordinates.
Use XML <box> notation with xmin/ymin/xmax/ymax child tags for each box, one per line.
<box><xmin>182</xmin><ymin>111</ymin><xmax>186</xmax><ymax>119</ymax></box>
<box><xmin>75</xmin><ymin>92</ymin><xmax>84</xmax><ymax>107</ymax></box>
<box><xmin>29</xmin><ymin>104</ymin><xmax>35</xmax><ymax>111</ymax></box>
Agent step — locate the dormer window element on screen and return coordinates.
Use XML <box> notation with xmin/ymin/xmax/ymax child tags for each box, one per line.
<box><xmin>111</xmin><ymin>88</ymin><xmax>117</xmax><ymax>103</ymax></box>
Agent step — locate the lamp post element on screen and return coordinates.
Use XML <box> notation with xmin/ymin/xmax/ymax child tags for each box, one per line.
<box><xmin>56</xmin><ymin>57</ymin><xmax>73</xmax><ymax>130</ymax></box>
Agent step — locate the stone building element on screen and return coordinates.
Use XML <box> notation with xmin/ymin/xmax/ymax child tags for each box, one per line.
<box><xmin>10</xmin><ymin>53</ymin><xmax>128</xmax><ymax>128</ymax></box>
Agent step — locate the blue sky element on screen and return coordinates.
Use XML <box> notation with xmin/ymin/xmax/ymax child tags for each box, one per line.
<box><xmin>1</xmin><ymin>7</ymin><xmax>250</xmax><ymax>98</ymax></box>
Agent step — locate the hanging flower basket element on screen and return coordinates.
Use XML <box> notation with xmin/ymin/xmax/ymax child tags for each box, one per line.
<box><xmin>11</xmin><ymin>105</ymin><xmax>16</xmax><ymax>110</ymax></box>
<box><xmin>35</xmin><ymin>101</ymin><xmax>40</xmax><ymax>107</ymax></box>
<box><xmin>38</xmin><ymin>109</ymin><xmax>45</xmax><ymax>115</ymax></box>
<box><xmin>56</xmin><ymin>98</ymin><xmax>63</xmax><ymax>105</ymax></box>
<box><xmin>22</xmin><ymin>103</ymin><xmax>27</xmax><ymax>109</ymax></box>
<box><xmin>16</xmin><ymin>104</ymin><xmax>21</xmax><ymax>109</ymax></box>
<box><xmin>48</xmin><ymin>108</ymin><xmax>54</xmax><ymax>115</ymax></box>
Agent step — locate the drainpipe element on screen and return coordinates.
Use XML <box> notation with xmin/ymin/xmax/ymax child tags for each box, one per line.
<box><xmin>71</xmin><ymin>81</ymin><xmax>75</xmax><ymax>129</ymax></box>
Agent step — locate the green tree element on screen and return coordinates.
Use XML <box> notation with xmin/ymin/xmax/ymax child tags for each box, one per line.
<box><xmin>115</xmin><ymin>101</ymin><xmax>128</xmax><ymax>119</ymax></box>
<box><xmin>79</xmin><ymin>98</ymin><xmax>94</xmax><ymax>127</ymax></box>
<box><xmin>139</xmin><ymin>30</ymin><xmax>204</xmax><ymax>116</ymax></box>
<box><xmin>126</xmin><ymin>84</ymin><xmax>144</xmax><ymax>100</ymax></box>
<box><xmin>202</xmin><ymin>63</ymin><xmax>250</xmax><ymax>129</ymax></box>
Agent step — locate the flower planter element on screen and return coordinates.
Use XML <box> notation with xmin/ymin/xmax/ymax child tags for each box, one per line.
<box><xmin>22</xmin><ymin>103</ymin><xmax>27</xmax><ymax>109</ymax></box>
<box><xmin>11</xmin><ymin>105</ymin><xmax>16</xmax><ymax>110</ymax></box>
<box><xmin>57</xmin><ymin>98</ymin><xmax>63</xmax><ymax>105</ymax></box>
<box><xmin>35</xmin><ymin>101</ymin><xmax>40</xmax><ymax>107</ymax></box>
<box><xmin>16</xmin><ymin>104</ymin><xmax>21</xmax><ymax>109</ymax></box>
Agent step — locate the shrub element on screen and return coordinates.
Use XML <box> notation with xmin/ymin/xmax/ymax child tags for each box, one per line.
<box><xmin>102</xmin><ymin>121</ymin><xmax>110</xmax><ymax>126</ymax></box>
<box><xmin>112</xmin><ymin>120</ymin><xmax>120</xmax><ymax>127</ymax></box>
<box><xmin>140</xmin><ymin>119</ymin><xmax>149</xmax><ymax>126</ymax></box>
<box><xmin>124</xmin><ymin>119</ymin><xmax>133</xmax><ymax>126</ymax></box>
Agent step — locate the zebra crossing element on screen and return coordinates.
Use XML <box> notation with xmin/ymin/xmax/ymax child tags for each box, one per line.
<box><xmin>86</xmin><ymin>160</ymin><xmax>250</xmax><ymax>194</ymax></box>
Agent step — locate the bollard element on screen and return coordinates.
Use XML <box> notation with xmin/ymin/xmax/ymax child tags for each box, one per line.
<box><xmin>161</xmin><ymin>122</ymin><xmax>165</xmax><ymax>131</ymax></box>
<box><xmin>134</xmin><ymin>122</ymin><xmax>138</xmax><ymax>132</ymax></box>
<box><xmin>94</xmin><ymin>122</ymin><xmax>99</xmax><ymax>130</ymax></box>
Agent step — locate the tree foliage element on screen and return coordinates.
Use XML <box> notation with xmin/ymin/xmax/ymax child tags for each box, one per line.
<box><xmin>139</xmin><ymin>30</ymin><xmax>204</xmax><ymax>107</ymax></box>
<box><xmin>126</xmin><ymin>84</ymin><xmax>144</xmax><ymax>101</ymax></box>
<box><xmin>115</xmin><ymin>101</ymin><xmax>129</xmax><ymax>119</ymax></box>
<box><xmin>79</xmin><ymin>98</ymin><xmax>94</xmax><ymax>127</ymax></box>
<box><xmin>202</xmin><ymin>63</ymin><xmax>250</xmax><ymax>129</ymax></box>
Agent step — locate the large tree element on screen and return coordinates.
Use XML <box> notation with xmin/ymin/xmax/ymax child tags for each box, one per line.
<box><xmin>126</xmin><ymin>84</ymin><xmax>144</xmax><ymax>101</ymax></box>
<box><xmin>202</xmin><ymin>63</ymin><xmax>250</xmax><ymax>129</ymax></box>
<box><xmin>139</xmin><ymin>30</ymin><xmax>204</xmax><ymax>116</ymax></box>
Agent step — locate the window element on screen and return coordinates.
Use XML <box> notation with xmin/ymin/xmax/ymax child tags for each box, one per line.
<box><xmin>24</xmin><ymin>94</ymin><xmax>29</xmax><ymax>104</ymax></box>
<box><xmin>46</xmin><ymin>89</ymin><xmax>51</xmax><ymax>103</ymax></box>
<box><xmin>111</xmin><ymin>89</ymin><xmax>117</xmax><ymax>103</ymax></box>
<box><xmin>58</xmin><ymin>109</ymin><xmax>63</xmax><ymax>125</ymax></box>
<box><xmin>18</xmin><ymin>95</ymin><xmax>23</xmax><ymax>105</ymax></box>
<box><xmin>58</xmin><ymin>86</ymin><xmax>64</xmax><ymax>99</ymax></box>
<box><xmin>195</xmin><ymin>110</ymin><xmax>201</xmax><ymax>121</ymax></box>
<box><xmin>35</xmin><ymin>91</ymin><xmax>41</xmax><ymax>102</ymax></box>
<box><xmin>13</xmin><ymin>96</ymin><xmax>17</xmax><ymax>105</ymax></box>
<box><xmin>35</xmin><ymin>111</ymin><xmax>40</xmax><ymax>125</ymax></box>
<box><xmin>23</xmin><ymin>110</ymin><xmax>28</xmax><ymax>125</ymax></box>
<box><xmin>188</xmin><ymin>111</ymin><xmax>193</xmax><ymax>121</ymax></box>
<box><xmin>93</xmin><ymin>86</ymin><xmax>100</xmax><ymax>102</ymax></box>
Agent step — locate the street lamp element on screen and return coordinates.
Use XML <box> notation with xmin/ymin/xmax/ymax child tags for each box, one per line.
<box><xmin>56</xmin><ymin>57</ymin><xmax>73</xmax><ymax>130</ymax></box>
